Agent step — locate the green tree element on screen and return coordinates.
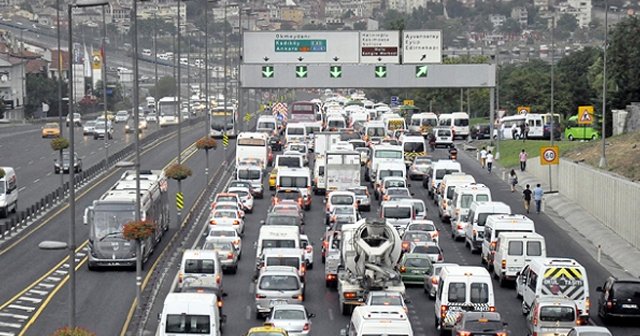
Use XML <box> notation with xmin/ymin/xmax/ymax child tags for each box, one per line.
<box><xmin>499</xmin><ymin>60</ymin><xmax>552</xmax><ymax>114</ymax></box>
<box><xmin>25</xmin><ymin>74</ymin><xmax>64</xmax><ymax>118</ymax></box>
<box><xmin>149</xmin><ymin>76</ymin><xmax>177</xmax><ymax>99</ymax></box>
<box><xmin>500</xmin><ymin>18</ymin><xmax>522</xmax><ymax>34</ymax></box>
<box><xmin>557</xmin><ymin>46</ymin><xmax>599</xmax><ymax>115</ymax></box>
<box><xmin>94</xmin><ymin>80</ymin><xmax>124</xmax><ymax>111</ymax></box>
<box><xmin>353</xmin><ymin>21</ymin><xmax>367</xmax><ymax>30</ymax></box>
<box><xmin>556</xmin><ymin>14</ymin><xmax>578</xmax><ymax>40</ymax></box>
<box><xmin>608</xmin><ymin>16</ymin><xmax>640</xmax><ymax>108</ymax></box>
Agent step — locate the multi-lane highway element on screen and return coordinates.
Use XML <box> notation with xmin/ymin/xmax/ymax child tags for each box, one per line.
<box><xmin>122</xmin><ymin>143</ymin><xmax>640</xmax><ymax>335</ymax></box>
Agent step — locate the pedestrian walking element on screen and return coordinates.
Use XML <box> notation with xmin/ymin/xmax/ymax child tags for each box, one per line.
<box><xmin>486</xmin><ymin>151</ymin><xmax>494</xmax><ymax>173</ymax></box>
<box><xmin>522</xmin><ymin>184</ymin><xmax>532</xmax><ymax>214</ymax></box>
<box><xmin>533</xmin><ymin>183</ymin><xmax>544</xmax><ymax>213</ymax></box>
<box><xmin>479</xmin><ymin>147</ymin><xmax>487</xmax><ymax>168</ymax></box>
<box><xmin>509</xmin><ymin>169</ymin><xmax>518</xmax><ymax>192</ymax></box>
<box><xmin>523</xmin><ymin>124</ymin><xmax>530</xmax><ymax>142</ymax></box>
<box><xmin>519</xmin><ymin>149</ymin><xmax>528</xmax><ymax>172</ymax></box>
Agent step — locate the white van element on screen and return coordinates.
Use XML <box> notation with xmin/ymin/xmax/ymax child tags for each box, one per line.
<box><xmin>425</xmin><ymin>160</ymin><xmax>461</xmax><ymax>198</ymax></box>
<box><xmin>0</xmin><ymin>167</ymin><xmax>18</xmax><ymax>218</ymax></box>
<box><xmin>157</xmin><ymin>293</ymin><xmax>224</xmax><ymax>336</ymax></box>
<box><xmin>451</xmin><ymin>112</ymin><xmax>470</xmax><ymax>139</ymax></box>
<box><xmin>341</xmin><ymin>306</ymin><xmax>413</xmax><ymax>336</ymax></box>
<box><xmin>285</xmin><ymin>123</ymin><xmax>307</xmax><ymax>144</ymax></box>
<box><xmin>401</xmin><ymin>135</ymin><xmax>427</xmax><ymax>165</ymax></box>
<box><xmin>481</xmin><ymin>214</ymin><xmax>535</xmax><ymax>267</ymax></box>
<box><xmin>492</xmin><ymin>232</ymin><xmax>546</xmax><ymax>286</ymax></box>
<box><xmin>256</xmin><ymin>225</ymin><xmax>300</xmax><ymax>258</ymax></box>
<box><xmin>256</xmin><ymin>115</ymin><xmax>278</xmax><ymax>136</ymax></box>
<box><xmin>463</xmin><ymin>201</ymin><xmax>512</xmax><ymax>253</ymax></box>
<box><xmin>437</xmin><ymin>173</ymin><xmax>476</xmax><ymax>221</ymax></box>
<box><xmin>276</xmin><ymin>167</ymin><xmax>312</xmax><ymax>210</ymax></box>
<box><xmin>178</xmin><ymin>250</ymin><xmax>223</xmax><ymax>291</ymax></box>
<box><xmin>435</xmin><ymin>266</ymin><xmax>495</xmax><ymax>332</ymax></box>
<box><xmin>374</xmin><ymin>162</ymin><xmax>407</xmax><ymax>196</ymax></box>
<box><xmin>236</xmin><ymin>165</ymin><xmax>263</xmax><ymax>198</ymax></box>
<box><xmin>448</xmin><ymin>184</ymin><xmax>492</xmax><ymax>239</ymax></box>
<box><xmin>363</xmin><ymin>121</ymin><xmax>386</xmax><ymax>144</ymax></box>
<box><xmin>517</xmin><ymin>258</ymin><xmax>590</xmax><ymax>322</ymax></box>
<box><xmin>380</xmin><ymin>201</ymin><xmax>414</xmax><ymax>231</ymax></box>
<box><xmin>409</xmin><ymin>112</ymin><xmax>438</xmax><ymax>136</ymax></box>
<box><xmin>367</xmin><ymin>144</ymin><xmax>404</xmax><ymax>182</ymax></box>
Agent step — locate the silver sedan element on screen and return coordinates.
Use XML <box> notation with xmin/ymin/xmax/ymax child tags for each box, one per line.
<box><xmin>266</xmin><ymin>304</ymin><xmax>314</xmax><ymax>336</ymax></box>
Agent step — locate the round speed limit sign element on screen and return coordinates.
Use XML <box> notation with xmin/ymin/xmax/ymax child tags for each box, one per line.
<box><xmin>540</xmin><ymin>146</ymin><xmax>559</xmax><ymax>165</ymax></box>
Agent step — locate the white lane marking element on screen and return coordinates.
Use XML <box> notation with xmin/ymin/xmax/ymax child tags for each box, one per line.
<box><xmin>54</xmin><ymin>270</ymin><xmax>68</xmax><ymax>276</ymax></box>
<box><xmin>36</xmin><ymin>283</ymin><xmax>54</xmax><ymax>289</ymax></box>
<box><xmin>0</xmin><ymin>312</ymin><xmax>28</xmax><ymax>319</ymax></box>
<box><xmin>0</xmin><ymin>321</ymin><xmax>21</xmax><ymax>329</ymax></box>
<box><xmin>18</xmin><ymin>187</ymin><xmax>26</xmax><ymax>192</ymax></box>
<box><xmin>27</xmin><ymin>161</ymin><xmax>33</xmax><ymax>165</ymax></box>
<box><xmin>89</xmin><ymin>151</ymin><xmax>95</xmax><ymax>155</ymax></box>
<box><xmin>46</xmin><ymin>172</ymin><xmax>52</xmax><ymax>176</ymax></box>
<box><xmin>328</xmin><ymin>308</ymin><xmax>334</xmax><ymax>321</ymax></box>
<box><xmin>17</xmin><ymin>296</ymin><xmax>41</xmax><ymax>304</ymax></box>
<box><xmin>27</xmin><ymin>289</ymin><xmax>47</xmax><ymax>296</ymax></box>
<box><xmin>45</xmin><ymin>276</ymin><xmax>61</xmax><ymax>282</ymax></box>
<box><xmin>39</xmin><ymin>156</ymin><xmax>45</xmax><ymax>160</ymax></box>
<box><xmin>7</xmin><ymin>305</ymin><xmax>35</xmax><ymax>312</ymax></box>
<box><xmin>32</xmin><ymin>179</ymin><xmax>40</xmax><ymax>184</ymax></box>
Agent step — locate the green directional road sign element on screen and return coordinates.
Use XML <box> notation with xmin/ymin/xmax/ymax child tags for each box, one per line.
<box><xmin>262</xmin><ymin>65</ymin><xmax>274</xmax><ymax>78</ymax></box>
<box><xmin>416</xmin><ymin>65</ymin><xmax>428</xmax><ymax>78</ymax></box>
<box><xmin>330</xmin><ymin>65</ymin><xmax>342</xmax><ymax>78</ymax></box>
<box><xmin>295</xmin><ymin>65</ymin><xmax>308</xmax><ymax>78</ymax></box>
<box><xmin>375</xmin><ymin>65</ymin><xmax>387</xmax><ymax>78</ymax></box>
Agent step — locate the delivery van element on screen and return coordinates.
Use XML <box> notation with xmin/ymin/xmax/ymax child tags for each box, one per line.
<box><xmin>157</xmin><ymin>293</ymin><xmax>224</xmax><ymax>336</ymax></box>
<box><xmin>492</xmin><ymin>232</ymin><xmax>546</xmax><ymax>286</ymax></box>
<box><xmin>481</xmin><ymin>214</ymin><xmax>535</xmax><ymax>268</ymax></box>
<box><xmin>0</xmin><ymin>167</ymin><xmax>18</xmax><ymax>218</ymax></box>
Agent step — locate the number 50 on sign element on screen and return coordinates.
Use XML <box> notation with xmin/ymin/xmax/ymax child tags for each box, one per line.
<box><xmin>540</xmin><ymin>146</ymin><xmax>559</xmax><ymax>166</ymax></box>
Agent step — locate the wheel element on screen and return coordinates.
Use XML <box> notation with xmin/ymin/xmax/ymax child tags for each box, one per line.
<box><xmin>522</xmin><ymin>300</ymin><xmax>530</xmax><ymax>315</ymax></box>
<box><xmin>231</xmin><ymin>265</ymin><xmax>238</xmax><ymax>274</ymax></box>
<box><xmin>255</xmin><ymin>310</ymin><xmax>262</xmax><ymax>320</ymax></box>
<box><xmin>568</xmin><ymin>134</ymin><xmax>575</xmax><ymax>141</ymax></box>
<box><xmin>340</xmin><ymin>303</ymin><xmax>352</xmax><ymax>316</ymax></box>
<box><xmin>498</xmin><ymin>274</ymin><xmax>507</xmax><ymax>287</ymax></box>
<box><xmin>11</xmin><ymin>201</ymin><xmax>17</xmax><ymax>213</ymax></box>
<box><xmin>591</xmin><ymin>134</ymin><xmax>597</xmax><ymax>140</ymax></box>
<box><xmin>307</xmin><ymin>262</ymin><xmax>313</xmax><ymax>270</ymax></box>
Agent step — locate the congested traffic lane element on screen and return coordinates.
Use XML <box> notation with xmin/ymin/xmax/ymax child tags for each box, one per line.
<box><xmin>0</xmin><ymin>120</ymin><xmax>163</xmax><ymax>219</ymax></box>
<box><xmin>0</xmin><ymin>120</ymin><xmax>210</xmax><ymax>335</ymax></box>
<box><xmin>402</xmin><ymin>146</ymin><xmax>640</xmax><ymax>335</ymax></box>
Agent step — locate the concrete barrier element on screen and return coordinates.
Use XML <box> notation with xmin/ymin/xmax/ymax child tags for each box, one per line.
<box><xmin>527</xmin><ymin>157</ymin><xmax>640</xmax><ymax>249</ymax></box>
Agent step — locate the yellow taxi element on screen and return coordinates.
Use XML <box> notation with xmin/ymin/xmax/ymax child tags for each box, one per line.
<box><xmin>245</xmin><ymin>323</ymin><xmax>288</xmax><ymax>336</ymax></box>
<box><xmin>269</xmin><ymin>167</ymin><xmax>278</xmax><ymax>190</ymax></box>
<box><xmin>41</xmin><ymin>122</ymin><xmax>61</xmax><ymax>138</ymax></box>
<box><xmin>103</xmin><ymin>111</ymin><xmax>115</xmax><ymax>121</ymax></box>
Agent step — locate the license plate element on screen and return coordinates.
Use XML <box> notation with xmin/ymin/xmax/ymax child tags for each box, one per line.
<box><xmin>622</xmin><ymin>304</ymin><xmax>638</xmax><ymax>309</ymax></box>
<box><xmin>269</xmin><ymin>300</ymin><xmax>287</xmax><ymax>307</ymax></box>
<box><xmin>412</xmin><ymin>270</ymin><xmax>423</xmax><ymax>274</ymax></box>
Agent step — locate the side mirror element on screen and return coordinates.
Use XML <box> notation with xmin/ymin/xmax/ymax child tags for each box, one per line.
<box><xmin>83</xmin><ymin>206</ymin><xmax>93</xmax><ymax>225</ymax></box>
<box><xmin>202</xmin><ymin>231</ymin><xmax>208</xmax><ymax>237</ymax></box>
<box><xmin>220</xmin><ymin>314</ymin><xmax>227</xmax><ymax>323</ymax></box>
<box><xmin>157</xmin><ymin>313</ymin><xmax>162</xmax><ymax>321</ymax></box>
<box><xmin>308</xmin><ymin>313</ymin><xmax>316</xmax><ymax>318</ymax></box>
<box><xmin>260</xmin><ymin>220</ymin><xmax>265</xmax><ymax>225</ymax></box>
<box><xmin>596</xmin><ymin>286</ymin><xmax>603</xmax><ymax>292</ymax></box>
<box><xmin>411</xmin><ymin>193</ymin><xmax>415</xmax><ymax>196</ymax></box>
<box><xmin>404</xmin><ymin>299</ymin><xmax>412</xmax><ymax>304</ymax></box>
<box><xmin>222</xmin><ymin>292</ymin><xmax>228</xmax><ymax>297</ymax></box>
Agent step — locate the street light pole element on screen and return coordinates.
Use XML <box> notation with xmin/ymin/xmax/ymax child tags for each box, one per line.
<box><xmin>223</xmin><ymin>2</ymin><xmax>228</xmax><ymax>159</ymax></box>
<box><xmin>187</xmin><ymin>30</ymin><xmax>191</xmax><ymax>119</ymax></box>
<box><xmin>102</xmin><ymin>6</ymin><xmax>109</xmax><ymax>167</ymax></box>
<box><xmin>237</xmin><ymin>6</ymin><xmax>243</xmax><ymax>131</ymax></box>
<box><xmin>153</xmin><ymin>13</ymin><xmax>158</xmax><ymax>102</ymax></box>
<box><xmin>549</xmin><ymin>15</ymin><xmax>555</xmax><ymax>191</ymax></box>
<box><xmin>599</xmin><ymin>0</ymin><xmax>609</xmax><ymax>169</ymax></box>
<box><xmin>57</xmin><ymin>0</ymin><xmax>64</xmax><ymax>199</ymax></box>
<box><xmin>131</xmin><ymin>0</ymin><xmax>142</xmax><ymax>310</ymax></box>
<box><xmin>176</xmin><ymin>0</ymin><xmax>183</xmax><ymax>225</ymax></box>
<box><xmin>66</xmin><ymin>4</ymin><xmax>76</xmax><ymax>328</ymax></box>
<box><xmin>204</xmin><ymin>0</ymin><xmax>210</xmax><ymax>141</ymax></box>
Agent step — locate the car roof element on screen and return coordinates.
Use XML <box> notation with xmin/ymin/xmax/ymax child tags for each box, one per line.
<box><xmin>461</xmin><ymin>311</ymin><xmax>502</xmax><ymax>320</ymax></box>
<box><xmin>403</xmin><ymin>253</ymin><xmax>432</xmax><ymax>259</ymax></box>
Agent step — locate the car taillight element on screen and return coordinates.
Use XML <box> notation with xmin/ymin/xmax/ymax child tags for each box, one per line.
<box><xmin>457</xmin><ymin>224</ymin><xmax>463</xmax><ymax>230</ymax></box>
<box><xmin>303</xmin><ymin>323</ymin><xmax>310</xmax><ymax>331</ymax></box>
<box><xmin>300</xmin><ymin>264</ymin><xmax>306</xmax><ymax>273</ymax></box>
<box><xmin>438</xmin><ymin>254</ymin><xmax>444</xmax><ymax>261</ymax></box>
<box><xmin>489</xmin><ymin>306</ymin><xmax>496</xmax><ymax>312</ymax></box>
<box><xmin>496</xmin><ymin>333</ymin><xmax>507</xmax><ymax>336</ymax></box>
<box><xmin>490</xmin><ymin>241</ymin><xmax>497</xmax><ymax>250</ymax></box>
<box><xmin>326</xmin><ymin>274</ymin><xmax>336</xmax><ymax>281</ymax></box>
<box><xmin>217</xmin><ymin>300</ymin><xmax>223</xmax><ymax>308</ymax></box>
<box><xmin>501</xmin><ymin>259</ymin><xmax>506</xmax><ymax>269</ymax></box>
<box><xmin>233</xmin><ymin>239</ymin><xmax>240</xmax><ymax>246</ymax></box>
<box><xmin>294</xmin><ymin>294</ymin><xmax>303</xmax><ymax>301</ymax></box>
<box><xmin>606</xmin><ymin>300</ymin><xmax>613</xmax><ymax>309</ymax></box>
<box><xmin>256</xmin><ymin>294</ymin><xmax>266</xmax><ymax>299</ymax></box>
<box><xmin>298</xmin><ymin>198</ymin><xmax>303</xmax><ymax>206</ymax></box>
<box><xmin>431</xmin><ymin>277</ymin><xmax>438</xmax><ymax>285</ymax></box>
<box><xmin>399</xmin><ymin>266</ymin><xmax>406</xmax><ymax>273</ymax></box>
<box><xmin>227</xmin><ymin>253</ymin><xmax>234</xmax><ymax>260</ymax></box>
<box><xmin>344</xmin><ymin>292</ymin><xmax>356</xmax><ymax>299</ymax></box>
<box><xmin>431</xmin><ymin>231</ymin><xmax>439</xmax><ymax>238</ymax></box>
<box><xmin>401</xmin><ymin>242</ymin><xmax>409</xmax><ymax>250</ymax></box>
<box><xmin>216</xmin><ymin>275</ymin><xmax>221</xmax><ymax>285</ymax></box>
<box><xmin>440</xmin><ymin>305</ymin><xmax>448</xmax><ymax>318</ymax></box>
<box><xmin>210</xmin><ymin>220</ymin><xmax>217</xmax><ymax>225</ymax></box>
<box><xmin>233</xmin><ymin>220</ymin><xmax>239</xmax><ymax>225</ymax></box>
<box><xmin>178</xmin><ymin>272</ymin><xmax>183</xmax><ymax>283</ymax></box>
<box><xmin>457</xmin><ymin>332</ymin><xmax>471</xmax><ymax>336</ymax></box>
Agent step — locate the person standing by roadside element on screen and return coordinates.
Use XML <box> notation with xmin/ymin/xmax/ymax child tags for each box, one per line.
<box><xmin>479</xmin><ymin>147</ymin><xmax>487</xmax><ymax>168</ymax></box>
<box><xmin>522</xmin><ymin>184</ymin><xmax>532</xmax><ymax>213</ymax></box>
<box><xmin>519</xmin><ymin>149</ymin><xmax>528</xmax><ymax>172</ymax></box>
<box><xmin>509</xmin><ymin>169</ymin><xmax>518</xmax><ymax>192</ymax></box>
<box><xmin>533</xmin><ymin>183</ymin><xmax>544</xmax><ymax>213</ymax></box>
<box><xmin>486</xmin><ymin>150</ymin><xmax>494</xmax><ymax>173</ymax></box>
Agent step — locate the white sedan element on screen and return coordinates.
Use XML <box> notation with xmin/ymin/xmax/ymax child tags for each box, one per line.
<box><xmin>300</xmin><ymin>234</ymin><xmax>314</xmax><ymax>270</ymax></box>
<box><xmin>209</xmin><ymin>209</ymin><xmax>245</xmax><ymax>234</ymax></box>
<box><xmin>207</xmin><ymin>226</ymin><xmax>242</xmax><ymax>258</ymax></box>
<box><xmin>227</xmin><ymin>187</ymin><xmax>254</xmax><ymax>213</ymax></box>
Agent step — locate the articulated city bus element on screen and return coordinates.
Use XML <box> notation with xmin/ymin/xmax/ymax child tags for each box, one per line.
<box><xmin>209</xmin><ymin>105</ymin><xmax>237</xmax><ymax>138</ymax></box>
<box><xmin>158</xmin><ymin>97</ymin><xmax>179</xmax><ymax>127</ymax></box>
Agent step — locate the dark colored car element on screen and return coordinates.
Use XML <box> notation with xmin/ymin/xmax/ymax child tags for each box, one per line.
<box><xmin>261</xmin><ymin>213</ymin><xmax>303</xmax><ymax>233</ymax></box>
<box><xmin>471</xmin><ymin>124</ymin><xmax>492</xmax><ymax>140</ymax></box>
<box><xmin>597</xmin><ymin>277</ymin><xmax>640</xmax><ymax>323</ymax></box>
<box><xmin>54</xmin><ymin>152</ymin><xmax>82</xmax><ymax>174</ymax></box>
<box><xmin>452</xmin><ymin>311</ymin><xmax>509</xmax><ymax>336</ymax></box>
<box><xmin>269</xmin><ymin>135</ymin><xmax>283</xmax><ymax>151</ymax></box>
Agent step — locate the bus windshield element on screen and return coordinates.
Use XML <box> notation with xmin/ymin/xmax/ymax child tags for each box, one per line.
<box><xmin>375</xmin><ymin>150</ymin><xmax>403</xmax><ymax>159</ymax></box>
<box><xmin>403</xmin><ymin>142</ymin><xmax>425</xmax><ymax>152</ymax></box>
<box><xmin>238</xmin><ymin>138</ymin><xmax>266</xmax><ymax>146</ymax></box>
<box><xmin>158</xmin><ymin>103</ymin><xmax>178</xmax><ymax>116</ymax></box>
<box><xmin>93</xmin><ymin>207</ymin><xmax>135</xmax><ymax>240</ymax></box>
<box><xmin>367</xmin><ymin>127</ymin><xmax>386</xmax><ymax>136</ymax></box>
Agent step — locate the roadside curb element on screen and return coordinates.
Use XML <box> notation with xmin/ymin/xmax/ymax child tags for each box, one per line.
<box><xmin>461</xmin><ymin>147</ymin><xmax>640</xmax><ymax>279</ymax></box>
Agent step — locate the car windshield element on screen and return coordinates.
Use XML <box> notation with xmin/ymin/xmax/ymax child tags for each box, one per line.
<box><xmin>93</xmin><ymin>208</ymin><xmax>135</xmax><ymax>240</ymax></box>
<box><xmin>414</xmin><ymin>158</ymin><xmax>431</xmax><ymax>165</ymax></box>
<box><xmin>238</xmin><ymin>169</ymin><xmax>261</xmax><ymax>180</ymax></box>
<box><xmin>404</xmin><ymin>142</ymin><xmax>425</xmax><ymax>152</ymax></box>
<box><xmin>387</xmin><ymin>189</ymin><xmax>409</xmax><ymax>196</ymax></box>
<box><xmin>379</xmin><ymin>170</ymin><xmax>404</xmax><ymax>179</ymax></box>
<box><xmin>216</xmin><ymin>196</ymin><xmax>236</xmax><ymax>203</ymax></box>
<box><xmin>279</xmin><ymin>176</ymin><xmax>308</xmax><ymax>188</ymax></box>
<box><xmin>230</xmin><ymin>190</ymin><xmax>249</xmax><ymax>198</ymax></box>
<box><xmin>454</xmin><ymin>118</ymin><xmax>469</xmax><ymax>126</ymax></box>
<box><xmin>331</xmin><ymin>195</ymin><xmax>354</xmax><ymax>205</ymax></box>
<box><xmin>435</xmin><ymin>169</ymin><xmax>460</xmax><ymax>179</ymax></box>
<box><xmin>369</xmin><ymin>295</ymin><xmax>403</xmax><ymax>306</ymax></box>
<box><xmin>202</xmin><ymin>241</ymin><xmax>233</xmax><ymax>252</ymax></box>
<box><xmin>266</xmin><ymin>216</ymin><xmax>298</xmax><ymax>226</ymax></box>
<box><xmin>262</xmin><ymin>240</ymin><xmax>296</xmax><ymax>249</ymax></box>
<box><xmin>278</xmin><ymin>157</ymin><xmax>301</xmax><ymax>167</ymax></box>
<box><xmin>230</xmin><ymin>181</ymin><xmax>252</xmax><ymax>189</ymax></box>
<box><xmin>273</xmin><ymin>309</ymin><xmax>306</xmax><ymax>320</ymax></box>
<box><xmin>408</xmin><ymin>223</ymin><xmax>436</xmax><ymax>231</ymax></box>
<box><xmin>165</xmin><ymin>314</ymin><xmax>210</xmax><ymax>333</ymax></box>
<box><xmin>412</xmin><ymin>201</ymin><xmax>425</xmax><ymax>213</ymax></box>
<box><xmin>385</xmin><ymin>180</ymin><xmax>405</xmax><ymax>188</ymax></box>
<box><xmin>277</xmin><ymin>191</ymin><xmax>301</xmax><ymax>200</ymax></box>
<box><xmin>45</xmin><ymin>123</ymin><xmax>58</xmax><ymax>128</ymax></box>
<box><xmin>209</xmin><ymin>230</ymin><xmax>236</xmax><ymax>237</ymax></box>
<box><xmin>539</xmin><ymin>306</ymin><xmax>576</xmax><ymax>322</ymax></box>
<box><xmin>374</xmin><ymin>150</ymin><xmax>403</xmax><ymax>159</ymax></box>
<box><xmin>184</xmin><ymin>259</ymin><xmax>216</xmax><ymax>274</ymax></box>
<box><xmin>404</xmin><ymin>232</ymin><xmax>430</xmax><ymax>241</ymax></box>
<box><xmin>383</xmin><ymin>207</ymin><xmax>411</xmax><ymax>219</ymax></box>
<box><xmin>287</xmin><ymin>127</ymin><xmax>305</xmax><ymax>135</ymax></box>
<box><xmin>259</xmin><ymin>275</ymin><xmax>300</xmax><ymax>290</ymax></box>
<box><xmin>405</xmin><ymin>257</ymin><xmax>432</xmax><ymax>268</ymax></box>
<box><xmin>367</xmin><ymin>127</ymin><xmax>386</xmax><ymax>136</ymax></box>
<box><xmin>350</xmin><ymin>188</ymin><xmax>367</xmax><ymax>196</ymax></box>
<box><xmin>612</xmin><ymin>282</ymin><xmax>640</xmax><ymax>298</ymax></box>
<box><xmin>85</xmin><ymin>121</ymin><xmax>96</xmax><ymax>127</ymax></box>
<box><xmin>266</xmin><ymin>257</ymin><xmax>299</xmax><ymax>269</ymax></box>
<box><xmin>213</xmin><ymin>211</ymin><xmax>236</xmax><ymax>218</ymax></box>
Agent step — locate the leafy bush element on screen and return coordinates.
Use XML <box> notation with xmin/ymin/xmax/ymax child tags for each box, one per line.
<box><xmin>195</xmin><ymin>137</ymin><xmax>217</xmax><ymax>151</ymax></box>
<box><xmin>122</xmin><ymin>220</ymin><xmax>157</xmax><ymax>240</ymax></box>
<box><xmin>0</xmin><ymin>167</ymin><xmax>4</xmax><ymax>179</ymax></box>
<box><xmin>51</xmin><ymin>137</ymin><xmax>70</xmax><ymax>151</ymax></box>
<box><xmin>165</xmin><ymin>163</ymin><xmax>192</xmax><ymax>181</ymax></box>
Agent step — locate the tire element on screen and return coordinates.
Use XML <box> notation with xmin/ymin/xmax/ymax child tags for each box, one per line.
<box><xmin>591</xmin><ymin>134</ymin><xmax>597</xmax><ymax>140</ymax></box>
<box><xmin>231</xmin><ymin>265</ymin><xmax>238</xmax><ymax>274</ymax></box>
<box><xmin>307</xmin><ymin>262</ymin><xmax>313</xmax><ymax>270</ymax></box>
<box><xmin>568</xmin><ymin>134</ymin><xmax>575</xmax><ymax>141</ymax></box>
<box><xmin>522</xmin><ymin>301</ymin><xmax>530</xmax><ymax>315</ymax></box>
<box><xmin>11</xmin><ymin>201</ymin><xmax>17</xmax><ymax>214</ymax></box>
<box><xmin>255</xmin><ymin>310</ymin><xmax>262</xmax><ymax>320</ymax></box>
<box><xmin>341</xmin><ymin>303</ymin><xmax>352</xmax><ymax>316</ymax></box>
<box><xmin>498</xmin><ymin>274</ymin><xmax>507</xmax><ymax>288</ymax></box>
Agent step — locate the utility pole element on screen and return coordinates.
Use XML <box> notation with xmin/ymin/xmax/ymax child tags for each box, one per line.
<box><xmin>599</xmin><ymin>0</ymin><xmax>609</xmax><ymax>169</ymax></box>
<box><xmin>102</xmin><ymin>7</ymin><xmax>109</xmax><ymax>167</ymax></box>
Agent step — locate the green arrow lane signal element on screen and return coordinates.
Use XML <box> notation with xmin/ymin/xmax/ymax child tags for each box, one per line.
<box><xmin>295</xmin><ymin>65</ymin><xmax>308</xmax><ymax>78</ymax></box>
<box><xmin>375</xmin><ymin>65</ymin><xmax>387</xmax><ymax>78</ymax></box>
<box><xmin>416</xmin><ymin>65</ymin><xmax>428</xmax><ymax>78</ymax></box>
<box><xmin>262</xmin><ymin>65</ymin><xmax>274</xmax><ymax>78</ymax></box>
<box><xmin>330</xmin><ymin>65</ymin><xmax>342</xmax><ymax>78</ymax></box>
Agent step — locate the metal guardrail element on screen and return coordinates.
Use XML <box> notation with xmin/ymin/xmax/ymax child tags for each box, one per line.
<box><xmin>0</xmin><ymin>117</ymin><xmax>204</xmax><ymax>240</ymax></box>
